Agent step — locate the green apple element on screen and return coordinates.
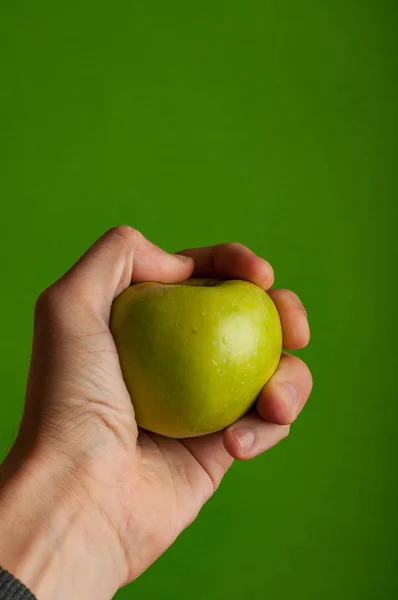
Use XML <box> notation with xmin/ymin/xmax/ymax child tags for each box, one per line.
<box><xmin>110</xmin><ymin>279</ymin><xmax>282</xmax><ymax>438</ymax></box>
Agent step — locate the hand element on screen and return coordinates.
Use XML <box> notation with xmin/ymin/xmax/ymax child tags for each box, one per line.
<box><xmin>0</xmin><ymin>227</ymin><xmax>312</xmax><ymax>600</ymax></box>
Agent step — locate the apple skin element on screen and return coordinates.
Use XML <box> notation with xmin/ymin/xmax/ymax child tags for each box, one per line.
<box><xmin>110</xmin><ymin>279</ymin><xmax>282</xmax><ymax>438</ymax></box>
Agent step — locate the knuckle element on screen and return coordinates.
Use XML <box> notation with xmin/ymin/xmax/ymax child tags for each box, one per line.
<box><xmin>286</xmin><ymin>290</ymin><xmax>307</xmax><ymax>315</ymax></box>
<box><xmin>213</xmin><ymin>242</ymin><xmax>250</xmax><ymax>270</ymax></box>
<box><xmin>292</xmin><ymin>354</ymin><xmax>308</xmax><ymax>373</ymax></box>
<box><xmin>34</xmin><ymin>284</ymin><xmax>63</xmax><ymax>319</ymax></box>
<box><xmin>297</xmin><ymin>358</ymin><xmax>313</xmax><ymax>392</ymax></box>
<box><xmin>286</xmin><ymin>289</ymin><xmax>301</xmax><ymax>302</ymax></box>
<box><xmin>291</xmin><ymin>357</ymin><xmax>313</xmax><ymax>400</ymax></box>
<box><xmin>274</xmin><ymin>289</ymin><xmax>307</xmax><ymax>317</ymax></box>
<box><xmin>224</xmin><ymin>242</ymin><xmax>248</xmax><ymax>253</ymax></box>
<box><xmin>35</xmin><ymin>286</ymin><xmax>56</xmax><ymax>311</ymax></box>
<box><xmin>305</xmin><ymin>366</ymin><xmax>314</xmax><ymax>394</ymax></box>
<box><xmin>107</xmin><ymin>225</ymin><xmax>141</xmax><ymax>247</ymax></box>
<box><xmin>291</xmin><ymin>356</ymin><xmax>313</xmax><ymax>389</ymax></box>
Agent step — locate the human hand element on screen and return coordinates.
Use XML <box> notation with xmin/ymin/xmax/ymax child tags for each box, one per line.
<box><xmin>0</xmin><ymin>227</ymin><xmax>312</xmax><ymax>600</ymax></box>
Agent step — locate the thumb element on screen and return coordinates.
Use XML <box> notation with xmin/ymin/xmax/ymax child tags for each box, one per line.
<box><xmin>48</xmin><ymin>226</ymin><xmax>194</xmax><ymax>321</ymax></box>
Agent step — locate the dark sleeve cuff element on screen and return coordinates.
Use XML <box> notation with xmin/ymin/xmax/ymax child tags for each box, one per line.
<box><xmin>0</xmin><ymin>568</ymin><xmax>36</xmax><ymax>600</ymax></box>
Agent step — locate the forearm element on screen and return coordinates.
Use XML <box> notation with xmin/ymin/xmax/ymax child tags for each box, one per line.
<box><xmin>0</xmin><ymin>447</ymin><xmax>123</xmax><ymax>600</ymax></box>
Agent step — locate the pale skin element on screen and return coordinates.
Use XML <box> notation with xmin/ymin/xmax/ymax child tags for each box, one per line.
<box><xmin>0</xmin><ymin>227</ymin><xmax>312</xmax><ymax>600</ymax></box>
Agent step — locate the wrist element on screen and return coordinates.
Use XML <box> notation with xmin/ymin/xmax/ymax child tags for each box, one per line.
<box><xmin>0</xmin><ymin>444</ymin><xmax>126</xmax><ymax>600</ymax></box>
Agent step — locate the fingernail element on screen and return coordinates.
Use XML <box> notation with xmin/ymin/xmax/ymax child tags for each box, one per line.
<box><xmin>233</xmin><ymin>428</ymin><xmax>255</xmax><ymax>453</ymax></box>
<box><xmin>283</xmin><ymin>382</ymin><xmax>297</xmax><ymax>416</ymax></box>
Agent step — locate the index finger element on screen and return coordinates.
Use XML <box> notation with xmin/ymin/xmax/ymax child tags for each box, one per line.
<box><xmin>45</xmin><ymin>227</ymin><xmax>194</xmax><ymax>322</ymax></box>
<box><xmin>176</xmin><ymin>243</ymin><xmax>274</xmax><ymax>290</ymax></box>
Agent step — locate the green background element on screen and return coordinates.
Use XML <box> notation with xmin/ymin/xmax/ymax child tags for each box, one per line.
<box><xmin>0</xmin><ymin>1</ymin><xmax>397</xmax><ymax>598</ymax></box>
